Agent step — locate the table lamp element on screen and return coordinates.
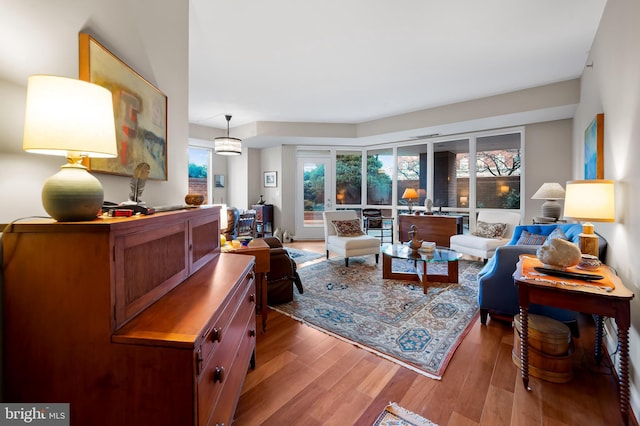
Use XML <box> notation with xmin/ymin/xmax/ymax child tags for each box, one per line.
<box><xmin>23</xmin><ymin>75</ymin><xmax>117</xmax><ymax>221</ymax></box>
<box><xmin>563</xmin><ymin>179</ymin><xmax>614</xmax><ymax>256</ymax></box>
<box><xmin>402</xmin><ymin>188</ymin><xmax>419</xmax><ymax>214</ymax></box>
<box><xmin>531</xmin><ymin>182</ymin><xmax>565</xmax><ymax>221</ymax></box>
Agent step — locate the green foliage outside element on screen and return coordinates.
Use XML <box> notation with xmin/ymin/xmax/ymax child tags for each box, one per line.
<box><xmin>188</xmin><ymin>163</ymin><xmax>207</xmax><ymax>178</ymax></box>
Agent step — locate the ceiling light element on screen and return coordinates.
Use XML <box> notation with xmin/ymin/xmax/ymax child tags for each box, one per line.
<box><xmin>214</xmin><ymin>115</ymin><xmax>241</xmax><ymax>155</ymax></box>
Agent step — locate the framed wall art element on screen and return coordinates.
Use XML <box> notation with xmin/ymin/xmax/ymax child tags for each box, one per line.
<box><xmin>214</xmin><ymin>174</ymin><xmax>225</xmax><ymax>188</ymax></box>
<box><xmin>264</xmin><ymin>171</ymin><xmax>277</xmax><ymax>188</ymax></box>
<box><xmin>584</xmin><ymin>113</ymin><xmax>604</xmax><ymax>180</ymax></box>
<box><xmin>79</xmin><ymin>33</ymin><xmax>168</xmax><ymax>180</ymax></box>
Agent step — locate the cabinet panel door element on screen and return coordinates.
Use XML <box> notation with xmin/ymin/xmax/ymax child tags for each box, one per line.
<box><xmin>114</xmin><ymin>221</ymin><xmax>189</xmax><ymax>328</ymax></box>
<box><xmin>190</xmin><ymin>210</ymin><xmax>220</xmax><ymax>273</ymax></box>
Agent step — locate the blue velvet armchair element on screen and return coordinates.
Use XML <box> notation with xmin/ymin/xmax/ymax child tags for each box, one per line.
<box><xmin>477</xmin><ymin>223</ymin><xmax>608</xmax><ymax>332</ymax></box>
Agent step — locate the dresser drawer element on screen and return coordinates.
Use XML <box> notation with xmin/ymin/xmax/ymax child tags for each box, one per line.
<box><xmin>199</xmin><ymin>270</ymin><xmax>254</xmax><ymax>366</ymax></box>
<box><xmin>206</xmin><ymin>310</ymin><xmax>257</xmax><ymax>426</ymax></box>
<box><xmin>197</xmin><ymin>280</ymin><xmax>256</xmax><ymax>426</ymax></box>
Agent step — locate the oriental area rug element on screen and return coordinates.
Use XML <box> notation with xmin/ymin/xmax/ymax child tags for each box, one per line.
<box><xmin>373</xmin><ymin>402</ymin><xmax>438</xmax><ymax>426</ymax></box>
<box><xmin>284</xmin><ymin>247</ymin><xmax>324</xmax><ymax>265</ymax></box>
<box><xmin>271</xmin><ymin>256</ymin><xmax>482</xmax><ymax>379</ymax></box>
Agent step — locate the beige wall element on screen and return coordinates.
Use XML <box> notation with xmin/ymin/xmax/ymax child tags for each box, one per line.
<box><xmin>523</xmin><ymin>119</ymin><xmax>574</xmax><ymax>224</ymax></box>
<box><xmin>573</xmin><ymin>0</ymin><xmax>640</xmax><ymax>415</ymax></box>
<box><xmin>0</xmin><ymin>0</ymin><xmax>189</xmax><ymax>223</ymax></box>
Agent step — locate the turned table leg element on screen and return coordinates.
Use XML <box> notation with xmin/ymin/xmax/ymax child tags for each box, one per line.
<box><xmin>594</xmin><ymin>314</ymin><xmax>604</xmax><ymax>364</ymax></box>
<box><xmin>520</xmin><ymin>305</ymin><xmax>530</xmax><ymax>391</ymax></box>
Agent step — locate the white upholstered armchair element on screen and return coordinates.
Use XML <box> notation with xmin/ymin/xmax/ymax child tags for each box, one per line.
<box><xmin>322</xmin><ymin>210</ymin><xmax>380</xmax><ymax>267</ymax></box>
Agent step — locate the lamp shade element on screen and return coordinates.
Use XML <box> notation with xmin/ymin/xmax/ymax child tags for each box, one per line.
<box><xmin>214</xmin><ymin>115</ymin><xmax>242</xmax><ymax>155</ymax></box>
<box><xmin>402</xmin><ymin>188</ymin><xmax>418</xmax><ymax>200</ymax></box>
<box><xmin>563</xmin><ymin>180</ymin><xmax>615</xmax><ymax>222</ymax></box>
<box><xmin>531</xmin><ymin>182</ymin><xmax>565</xmax><ymax>200</ymax></box>
<box><xmin>23</xmin><ymin>75</ymin><xmax>117</xmax><ymax>158</ymax></box>
<box><xmin>22</xmin><ymin>75</ymin><xmax>117</xmax><ymax>221</ymax></box>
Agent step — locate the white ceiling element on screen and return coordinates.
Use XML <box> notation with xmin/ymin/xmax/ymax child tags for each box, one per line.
<box><xmin>189</xmin><ymin>0</ymin><xmax>606</xmax><ymax>145</ymax></box>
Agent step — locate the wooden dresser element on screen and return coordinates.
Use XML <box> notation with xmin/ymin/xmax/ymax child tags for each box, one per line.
<box><xmin>398</xmin><ymin>214</ymin><xmax>463</xmax><ymax>247</ymax></box>
<box><xmin>2</xmin><ymin>207</ymin><xmax>256</xmax><ymax>426</ymax></box>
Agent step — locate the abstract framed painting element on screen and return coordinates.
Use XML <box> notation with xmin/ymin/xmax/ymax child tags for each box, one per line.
<box><xmin>584</xmin><ymin>113</ymin><xmax>604</xmax><ymax>180</ymax></box>
<box><xmin>79</xmin><ymin>33</ymin><xmax>168</xmax><ymax>180</ymax></box>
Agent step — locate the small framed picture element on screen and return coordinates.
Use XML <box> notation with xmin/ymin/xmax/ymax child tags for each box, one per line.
<box><xmin>214</xmin><ymin>174</ymin><xmax>225</xmax><ymax>188</ymax></box>
<box><xmin>264</xmin><ymin>171</ymin><xmax>277</xmax><ymax>188</ymax></box>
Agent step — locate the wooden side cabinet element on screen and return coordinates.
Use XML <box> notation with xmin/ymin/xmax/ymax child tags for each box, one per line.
<box><xmin>2</xmin><ymin>207</ymin><xmax>256</xmax><ymax>425</ymax></box>
<box><xmin>398</xmin><ymin>214</ymin><xmax>463</xmax><ymax>247</ymax></box>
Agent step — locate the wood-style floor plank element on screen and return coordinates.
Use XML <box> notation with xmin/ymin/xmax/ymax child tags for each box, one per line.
<box><xmin>234</xmin><ymin>241</ymin><xmax>634</xmax><ymax>426</ymax></box>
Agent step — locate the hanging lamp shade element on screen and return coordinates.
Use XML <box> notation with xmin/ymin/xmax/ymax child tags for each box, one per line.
<box><xmin>214</xmin><ymin>115</ymin><xmax>241</xmax><ymax>155</ymax></box>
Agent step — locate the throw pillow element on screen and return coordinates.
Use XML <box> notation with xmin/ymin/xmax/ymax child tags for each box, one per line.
<box><xmin>331</xmin><ymin>219</ymin><xmax>365</xmax><ymax>237</ymax></box>
<box><xmin>472</xmin><ymin>221</ymin><xmax>507</xmax><ymax>239</ymax></box>
<box><xmin>548</xmin><ymin>227</ymin><xmax>568</xmax><ymax>241</ymax></box>
<box><xmin>516</xmin><ymin>230</ymin><xmax>548</xmax><ymax>245</ymax></box>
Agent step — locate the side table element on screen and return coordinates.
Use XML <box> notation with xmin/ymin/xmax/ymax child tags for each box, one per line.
<box><xmin>223</xmin><ymin>238</ymin><xmax>270</xmax><ymax>332</ymax></box>
<box><xmin>513</xmin><ymin>255</ymin><xmax>634</xmax><ymax>425</ymax></box>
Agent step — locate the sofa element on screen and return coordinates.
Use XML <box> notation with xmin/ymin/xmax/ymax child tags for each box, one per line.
<box><xmin>477</xmin><ymin>223</ymin><xmax>608</xmax><ymax>334</ymax></box>
<box><xmin>450</xmin><ymin>211</ymin><xmax>521</xmax><ymax>262</ymax></box>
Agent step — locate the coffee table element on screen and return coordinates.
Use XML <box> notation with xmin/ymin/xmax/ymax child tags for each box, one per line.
<box><xmin>382</xmin><ymin>243</ymin><xmax>462</xmax><ymax>293</ymax></box>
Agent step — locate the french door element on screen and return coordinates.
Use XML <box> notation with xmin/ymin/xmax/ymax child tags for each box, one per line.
<box><xmin>295</xmin><ymin>155</ymin><xmax>333</xmax><ymax>240</ymax></box>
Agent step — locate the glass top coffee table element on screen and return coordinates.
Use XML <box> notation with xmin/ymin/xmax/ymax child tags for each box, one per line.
<box><xmin>382</xmin><ymin>243</ymin><xmax>462</xmax><ymax>293</ymax></box>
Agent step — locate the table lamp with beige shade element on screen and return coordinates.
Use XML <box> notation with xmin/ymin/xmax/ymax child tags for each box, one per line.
<box><xmin>23</xmin><ymin>75</ymin><xmax>117</xmax><ymax>221</ymax></box>
<box><xmin>401</xmin><ymin>188</ymin><xmax>419</xmax><ymax>214</ymax></box>
<box><xmin>531</xmin><ymin>182</ymin><xmax>565</xmax><ymax>221</ymax></box>
<box><xmin>563</xmin><ymin>179</ymin><xmax>615</xmax><ymax>257</ymax></box>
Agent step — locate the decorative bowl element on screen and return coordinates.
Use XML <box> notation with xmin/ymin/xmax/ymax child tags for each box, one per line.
<box><xmin>237</xmin><ymin>236</ymin><xmax>253</xmax><ymax>247</ymax></box>
<box><xmin>184</xmin><ymin>194</ymin><xmax>205</xmax><ymax>206</ymax></box>
<box><xmin>577</xmin><ymin>254</ymin><xmax>601</xmax><ymax>270</ymax></box>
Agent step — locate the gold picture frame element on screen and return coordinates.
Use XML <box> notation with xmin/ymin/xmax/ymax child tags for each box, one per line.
<box><xmin>79</xmin><ymin>33</ymin><xmax>168</xmax><ymax>180</ymax></box>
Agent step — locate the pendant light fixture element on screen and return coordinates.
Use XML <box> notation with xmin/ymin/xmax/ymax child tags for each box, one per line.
<box><xmin>214</xmin><ymin>114</ymin><xmax>242</xmax><ymax>155</ymax></box>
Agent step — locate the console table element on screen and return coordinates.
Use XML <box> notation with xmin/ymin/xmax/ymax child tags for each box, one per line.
<box><xmin>398</xmin><ymin>214</ymin><xmax>463</xmax><ymax>247</ymax></box>
<box><xmin>514</xmin><ymin>255</ymin><xmax>634</xmax><ymax>425</ymax></box>
<box><xmin>2</xmin><ymin>208</ymin><xmax>257</xmax><ymax>425</ymax></box>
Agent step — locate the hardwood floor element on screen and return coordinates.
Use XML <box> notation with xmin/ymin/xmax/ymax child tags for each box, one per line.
<box><xmin>234</xmin><ymin>241</ymin><xmax>633</xmax><ymax>426</ymax></box>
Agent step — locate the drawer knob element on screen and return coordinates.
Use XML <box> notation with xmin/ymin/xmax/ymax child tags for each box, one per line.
<box><xmin>214</xmin><ymin>366</ymin><xmax>225</xmax><ymax>383</ymax></box>
<box><xmin>210</xmin><ymin>327</ymin><xmax>221</xmax><ymax>342</ymax></box>
<box><xmin>249</xmin><ymin>329</ymin><xmax>256</xmax><ymax>337</ymax></box>
<box><xmin>249</xmin><ymin>293</ymin><xmax>255</xmax><ymax>302</ymax></box>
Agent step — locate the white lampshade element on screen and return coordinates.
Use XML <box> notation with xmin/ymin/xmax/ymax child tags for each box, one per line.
<box><xmin>23</xmin><ymin>75</ymin><xmax>117</xmax><ymax>158</ymax></box>
<box><xmin>23</xmin><ymin>75</ymin><xmax>117</xmax><ymax>222</ymax></box>
<box><xmin>564</xmin><ymin>180</ymin><xmax>615</xmax><ymax>222</ymax></box>
<box><xmin>214</xmin><ymin>114</ymin><xmax>242</xmax><ymax>155</ymax></box>
<box><xmin>531</xmin><ymin>182</ymin><xmax>565</xmax><ymax>200</ymax></box>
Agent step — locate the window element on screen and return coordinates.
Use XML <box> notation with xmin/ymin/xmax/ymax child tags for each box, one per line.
<box><xmin>396</xmin><ymin>144</ymin><xmax>426</xmax><ymax>211</ymax></box>
<box><xmin>336</xmin><ymin>151</ymin><xmax>362</xmax><ymax>205</ymax></box>
<box><xmin>433</xmin><ymin>138</ymin><xmax>470</xmax><ymax>209</ymax></box>
<box><xmin>475</xmin><ymin>133</ymin><xmax>521</xmax><ymax>209</ymax></box>
<box><xmin>366</xmin><ymin>148</ymin><xmax>393</xmax><ymax>205</ymax></box>
<box><xmin>188</xmin><ymin>147</ymin><xmax>211</xmax><ymax>203</ymax></box>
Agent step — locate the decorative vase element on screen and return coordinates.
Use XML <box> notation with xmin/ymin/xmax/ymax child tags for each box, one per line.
<box><xmin>257</xmin><ymin>195</ymin><xmax>265</xmax><ymax>205</ymax></box>
<box><xmin>184</xmin><ymin>193</ymin><xmax>205</xmax><ymax>206</ymax></box>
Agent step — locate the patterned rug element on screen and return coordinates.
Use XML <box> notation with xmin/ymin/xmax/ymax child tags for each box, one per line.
<box><xmin>284</xmin><ymin>247</ymin><xmax>324</xmax><ymax>265</ymax></box>
<box><xmin>373</xmin><ymin>403</ymin><xmax>438</xmax><ymax>426</ymax></box>
<box><xmin>271</xmin><ymin>256</ymin><xmax>482</xmax><ymax>379</ymax></box>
